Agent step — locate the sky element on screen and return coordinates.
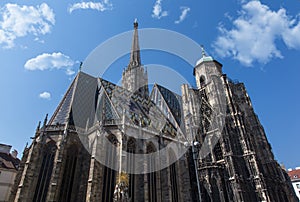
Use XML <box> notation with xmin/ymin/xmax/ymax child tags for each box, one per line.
<box><xmin>0</xmin><ymin>0</ymin><xmax>299</xmax><ymax>169</ymax></box>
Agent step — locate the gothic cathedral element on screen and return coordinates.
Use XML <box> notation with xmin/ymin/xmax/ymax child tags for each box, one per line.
<box><xmin>10</xmin><ymin>21</ymin><xmax>297</xmax><ymax>202</ymax></box>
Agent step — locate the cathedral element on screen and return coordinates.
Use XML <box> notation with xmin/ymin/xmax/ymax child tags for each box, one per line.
<box><xmin>10</xmin><ymin>21</ymin><xmax>298</xmax><ymax>202</ymax></box>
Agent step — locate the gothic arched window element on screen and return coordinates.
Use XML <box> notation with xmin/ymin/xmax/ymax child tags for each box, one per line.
<box><xmin>213</xmin><ymin>142</ymin><xmax>223</xmax><ymax>161</ymax></box>
<box><xmin>147</xmin><ymin>143</ymin><xmax>157</xmax><ymax>202</ymax></box>
<box><xmin>59</xmin><ymin>144</ymin><xmax>78</xmax><ymax>201</ymax></box>
<box><xmin>200</xmin><ymin>75</ymin><xmax>206</xmax><ymax>88</ymax></box>
<box><xmin>169</xmin><ymin>150</ymin><xmax>179</xmax><ymax>202</ymax></box>
<box><xmin>102</xmin><ymin>134</ymin><xmax>118</xmax><ymax>202</ymax></box>
<box><xmin>127</xmin><ymin>138</ymin><xmax>136</xmax><ymax>201</ymax></box>
<box><xmin>33</xmin><ymin>141</ymin><xmax>57</xmax><ymax>202</ymax></box>
<box><xmin>211</xmin><ymin>177</ymin><xmax>221</xmax><ymax>201</ymax></box>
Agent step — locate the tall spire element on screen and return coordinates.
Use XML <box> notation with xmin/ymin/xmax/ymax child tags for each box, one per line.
<box><xmin>128</xmin><ymin>19</ymin><xmax>141</xmax><ymax>68</ymax></box>
<box><xmin>122</xmin><ymin>20</ymin><xmax>149</xmax><ymax>98</ymax></box>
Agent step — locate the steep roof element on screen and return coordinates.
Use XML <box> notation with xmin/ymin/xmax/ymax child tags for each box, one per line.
<box><xmin>48</xmin><ymin>74</ymin><xmax>78</xmax><ymax>125</ymax></box>
<box><xmin>48</xmin><ymin>71</ymin><xmax>184</xmax><ymax>139</ymax></box>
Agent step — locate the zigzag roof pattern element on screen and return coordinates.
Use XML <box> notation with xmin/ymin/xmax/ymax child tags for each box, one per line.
<box><xmin>48</xmin><ymin>72</ymin><xmax>184</xmax><ymax>138</ymax></box>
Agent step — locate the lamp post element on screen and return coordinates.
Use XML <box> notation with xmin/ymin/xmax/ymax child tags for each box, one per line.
<box><xmin>192</xmin><ymin>141</ymin><xmax>202</xmax><ymax>202</ymax></box>
<box><xmin>185</xmin><ymin>113</ymin><xmax>202</xmax><ymax>202</ymax></box>
<box><xmin>184</xmin><ymin>140</ymin><xmax>202</xmax><ymax>202</ymax></box>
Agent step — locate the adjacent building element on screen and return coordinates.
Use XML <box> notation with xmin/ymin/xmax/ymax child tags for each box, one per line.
<box><xmin>0</xmin><ymin>144</ymin><xmax>20</xmax><ymax>202</ymax></box>
<box><xmin>9</xmin><ymin>21</ymin><xmax>298</xmax><ymax>202</ymax></box>
<box><xmin>288</xmin><ymin>167</ymin><xmax>300</xmax><ymax>201</ymax></box>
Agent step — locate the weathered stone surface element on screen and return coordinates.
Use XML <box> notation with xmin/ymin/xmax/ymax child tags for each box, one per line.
<box><xmin>9</xmin><ymin>23</ymin><xmax>297</xmax><ymax>202</ymax></box>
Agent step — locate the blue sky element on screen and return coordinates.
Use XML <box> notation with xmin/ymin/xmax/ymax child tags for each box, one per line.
<box><xmin>0</xmin><ymin>0</ymin><xmax>299</xmax><ymax>169</ymax></box>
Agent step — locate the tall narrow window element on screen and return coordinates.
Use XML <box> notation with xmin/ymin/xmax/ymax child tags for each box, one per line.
<box><xmin>59</xmin><ymin>145</ymin><xmax>78</xmax><ymax>201</ymax></box>
<box><xmin>102</xmin><ymin>135</ymin><xmax>118</xmax><ymax>202</ymax></box>
<box><xmin>213</xmin><ymin>142</ymin><xmax>223</xmax><ymax>161</ymax></box>
<box><xmin>33</xmin><ymin>141</ymin><xmax>57</xmax><ymax>202</ymax></box>
<box><xmin>147</xmin><ymin>143</ymin><xmax>157</xmax><ymax>202</ymax></box>
<box><xmin>200</xmin><ymin>75</ymin><xmax>206</xmax><ymax>88</ymax></box>
<box><xmin>169</xmin><ymin>150</ymin><xmax>179</xmax><ymax>202</ymax></box>
<box><xmin>211</xmin><ymin>177</ymin><xmax>221</xmax><ymax>201</ymax></box>
<box><xmin>127</xmin><ymin>138</ymin><xmax>136</xmax><ymax>201</ymax></box>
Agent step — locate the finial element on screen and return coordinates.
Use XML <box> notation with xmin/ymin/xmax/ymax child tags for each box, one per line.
<box><xmin>134</xmin><ymin>18</ymin><xmax>138</xmax><ymax>29</ymax></box>
<box><xmin>201</xmin><ymin>45</ymin><xmax>207</xmax><ymax>58</ymax></box>
<box><xmin>36</xmin><ymin>121</ymin><xmax>41</xmax><ymax>132</ymax></box>
<box><xmin>79</xmin><ymin>62</ymin><xmax>83</xmax><ymax>72</ymax></box>
<box><xmin>43</xmin><ymin>114</ymin><xmax>48</xmax><ymax>127</ymax></box>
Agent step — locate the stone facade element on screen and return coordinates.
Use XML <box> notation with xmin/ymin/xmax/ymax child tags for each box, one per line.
<box><xmin>181</xmin><ymin>52</ymin><xmax>297</xmax><ymax>202</ymax></box>
<box><xmin>10</xmin><ymin>22</ymin><xmax>297</xmax><ymax>202</ymax></box>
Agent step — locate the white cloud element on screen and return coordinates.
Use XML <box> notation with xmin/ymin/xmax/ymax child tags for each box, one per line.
<box><xmin>39</xmin><ymin>91</ymin><xmax>51</xmax><ymax>99</ymax></box>
<box><xmin>66</xmin><ymin>68</ymin><xmax>75</xmax><ymax>75</ymax></box>
<box><xmin>152</xmin><ymin>0</ymin><xmax>168</xmax><ymax>19</ymax></box>
<box><xmin>213</xmin><ymin>1</ymin><xmax>300</xmax><ymax>66</ymax></box>
<box><xmin>282</xmin><ymin>20</ymin><xmax>300</xmax><ymax>49</ymax></box>
<box><xmin>68</xmin><ymin>1</ymin><xmax>112</xmax><ymax>13</ymax></box>
<box><xmin>34</xmin><ymin>37</ymin><xmax>45</xmax><ymax>44</ymax></box>
<box><xmin>0</xmin><ymin>3</ymin><xmax>55</xmax><ymax>48</ymax></box>
<box><xmin>24</xmin><ymin>52</ymin><xmax>75</xmax><ymax>75</ymax></box>
<box><xmin>175</xmin><ymin>7</ymin><xmax>190</xmax><ymax>24</ymax></box>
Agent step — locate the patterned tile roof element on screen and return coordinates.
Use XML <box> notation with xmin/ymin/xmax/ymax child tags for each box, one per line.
<box><xmin>48</xmin><ymin>72</ymin><xmax>184</xmax><ymax>138</ymax></box>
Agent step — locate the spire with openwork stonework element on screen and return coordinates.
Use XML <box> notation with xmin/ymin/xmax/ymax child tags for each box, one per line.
<box><xmin>122</xmin><ymin>20</ymin><xmax>149</xmax><ymax>98</ymax></box>
<box><xmin>128</xmin><ymin>19</ymin><xmax>141</xmax><ymax>69</ymax></box>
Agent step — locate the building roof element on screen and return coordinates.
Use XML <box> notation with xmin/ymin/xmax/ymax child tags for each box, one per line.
<box><xmin>48</xmin><ymin>74</ymin><xmax>77</xmax><ymax>125</ymax></box>
<box><xmin>0</xmin><ymin>152</ymin><xmax>20</xmax><ymax>171</ymax></box>
<box><xmin>193</xmin><ymin>47</ymin><xmax>223</xmax><ymax>75</ymax></box>
<box><xmin>48</xmin><ymin>21</ymin><xmax>185</xmax><ymax>139</ymax></box>
<box><xmin>195</xmin><ymin>46</ymin><xmax>214</xmax><ymax>66</ymax></box>
<box><xmin>48</xmin><ymin>71</ymin><xmax>185</xmax><ymax>139</ymax></box>
<box><xmin>288</xmin><ymin>169</ymin><xmax>300</xmax><ymax>181</ymax></box>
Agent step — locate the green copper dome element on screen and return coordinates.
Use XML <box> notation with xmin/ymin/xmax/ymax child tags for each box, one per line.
<box><xmin>196</xmin><ymin>46</ymin><xmax>214</xmax><ymax>66</ymax></box>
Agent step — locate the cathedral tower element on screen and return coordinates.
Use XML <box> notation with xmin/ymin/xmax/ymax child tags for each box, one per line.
<box><xmin>122</xmin><ymin>20</ymin><xmax>149</xmax><ymax>98</ymax></box>
<box><xmin>10</xmin><ymin>24</ymin><xmax>297</xmax><ymax>202</ymax></box>
<box><xmin>182</xmin><ymin>48</ymin><xmax>297</xmax><ymax>202</ymax></box>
